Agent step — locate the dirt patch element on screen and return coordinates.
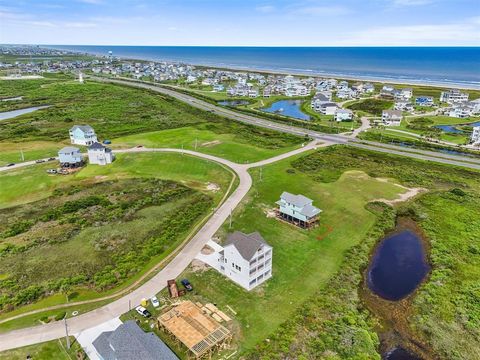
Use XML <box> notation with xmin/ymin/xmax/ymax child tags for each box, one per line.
<box><xmin>206</xmin><ymin>182</ymin><xmax>220</xmax><ymax>192</ymax></box>
<box><xmin>264</xmin><ymin>208</ymin><xmax>276</xmax><ymax>218</ymax></box>
<box><xmin>200</xmin><ymin>244</ymin><xmax>215</xmax><ymax>255</ymax></box>
<box><xmin>372</xmin><ymin>180</ymin><xmax>427</xmax><ymax>206</ymax></box>
<box><xmin>200</xmin><ymin>140</ymin><xmax>221</xmax><ymax>147</ymax></box>
<box><xmin>191</xmin><ymin>259</ymin><xmax>210</xmax><ymax>273</ymax></box>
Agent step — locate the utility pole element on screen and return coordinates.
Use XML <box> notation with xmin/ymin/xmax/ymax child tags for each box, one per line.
<box><xmin>20</xmin><ymin>149</ymin><xmax>24</xmax><ymax>162</ymax></box>
<box><xmin>128</xmin><ymin>299</ymin><xmax>131</xmax><ymax>312</ymax></box>
<box><xmin>259</xmin><ymin>167</ymin><xmax>263</xmax><ymax>182</ymax></box>
<box><xmin>64</xmin><ymin>318</ymin><xmax>70</xmax><ymax>350</ymax></box>
<box><xmin>195</xmin><ymin>138</ymin><xmax>198</xmax><ymax>151</ymax></box>
<box><xmin>229</xmin><ymin>210</ymin><xmax>232</xmax><ymax>229</ymax></box>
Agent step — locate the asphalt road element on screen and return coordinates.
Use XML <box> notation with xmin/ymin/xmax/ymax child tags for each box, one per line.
<box><xmin>0</xmin><ymin>142</ymin><xmax>324</xmax><ymax>352</ymax></box>
<box><xmin>90</xmin><ymin>76</ymin><xmax>480</xmax><ymax>170</ymax></box>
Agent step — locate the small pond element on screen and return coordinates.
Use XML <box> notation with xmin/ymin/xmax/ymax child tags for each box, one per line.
<box><xmin>367</xmin><ymin>230</ymin><xmax>430</xmax><ymax>301</ymax></box>
<box><xmin>394</xmin><ymin>141</ymin><xmax>478</xmax><ymax>158</ymax></box>
<box><xmin>434</xmin><ymin>124</ymin><xmax>465</xmax><ymax>134</ymax></box>
<box><xmin>261</xmin><ymin>100</ymin><xmax>311</xmax><ymax>121</ymax></box>
<box><xmin>217</xmin><ymin>100</ymin><xmax>250</xmax><ymax>106</ymax></box>
<box><xmin>0</xmin><ymin>105</ymin><xmax>50</xmax><ymax>121</ymax></box>
<box><xmin>384</xmin><ymin>347</ymin><xmax>423</xmax><ymax>360</ymax></box>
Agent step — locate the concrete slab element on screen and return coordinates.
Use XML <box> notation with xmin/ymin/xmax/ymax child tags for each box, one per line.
<box><xmin>75</xmin><ymin>317</ymin><xmax>123</xmax><ymax>360</ymax></box>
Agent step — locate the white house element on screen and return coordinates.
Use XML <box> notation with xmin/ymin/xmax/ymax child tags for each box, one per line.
<box><xmin>382</xmin><ymin>110</ymin><xmax>403</xmax><ymax>126</ymax></box>
<box><xmin>471</xmin><ymin>126</ymin><xmax>480</xmax><ymax>145</ymax></box>
<box><xmin>58</xmin><ymin>146</ymin><xmax>83</xmax><ymax>167</ymax></box>
<box><xmin>276</xmin><ymin>192</ymin><xmax>321</xmax><ymax>228</ymax></box>
<box><xmin>394</xmin><ymin>101</ymin><xmax>414</xmax><ymax>112</ymax></box>
<box><xmin>449</xmin><ymin>106</ymin><xmax>472</xmax><ymax>119</ymax></box>
<box><xmin>440</xmin><ymin>89</ymin><xmax>469</xmax><ymax>104</ymax></box>
<box><xmin>69</xmin><ymin>125</ymin><xmax>97</xmax><ymax>146</ymax></box>
<box><xmin>314</xmin><ymin>102</ymin><xmax>338</xmax><ymax>115</ymax></box>
<box><xmin>196</xmin><ymin>232</ymin><xmax>273</xmax><ymax>291</ymax></box>
<box><xmin>399</xmin><ymin>88</ymin><xmax>413</xmax><ymax>100</ymax></box>
<box><xmin>334</xmin><ymin>108</ymin><xmax>353</xmax><ymax>122</ymax></box>
<box><xmin>87</xmin><ymin>142</ymin><xmax>114</xmax><ymax>165</ymax></box>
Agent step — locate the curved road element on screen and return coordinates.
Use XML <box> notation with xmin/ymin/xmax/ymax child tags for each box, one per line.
<box><xmin>0</xmin><ymin>142</ymin><xmax>323</xmax><ymax>351</ymax></box>
<box><xmin>89</xmin><ymin>76</ymin><xmax>480</xmax><ymax>170</ymax></box>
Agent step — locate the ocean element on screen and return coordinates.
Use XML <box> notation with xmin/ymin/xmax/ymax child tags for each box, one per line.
<box><xmin>47</xmin><ymin>46</ymin><xmax>480</xmax><ymax>89</ymax></box>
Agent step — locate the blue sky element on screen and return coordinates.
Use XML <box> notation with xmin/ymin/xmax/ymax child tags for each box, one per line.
<box><xmin>1</xmin><ymin>0</ymin><xmax>479</xmax><ymax>46</ymax></box>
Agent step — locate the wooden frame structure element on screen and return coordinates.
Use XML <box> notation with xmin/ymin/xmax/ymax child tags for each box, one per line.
<box><xmin>158</xmin><ymin>301</ymin><xmax>232</xmax><ymax>359</ymax></box>
<box><xmin>275</xmin><ymin>209</ymin><xmax>318</xmax><ymax>229</ymax></box>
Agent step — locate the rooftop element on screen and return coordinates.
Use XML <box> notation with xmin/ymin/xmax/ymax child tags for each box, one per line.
<box><xmin>224</xmin><ymin>231</ymin><xmax>269</xmax><ymax>261</ymax></box>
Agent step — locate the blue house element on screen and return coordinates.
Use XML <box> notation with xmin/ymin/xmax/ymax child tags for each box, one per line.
<box><xmin>415</xmin><ymin>96</ymin><xmax>434</xmax><ymax>107</ymax></box>
<box><xmin>58</xmin><ymin>146</ymin><xmax>82</xmax><ymax>167</ymax></box>
<box><xmin>69</xmin><ymin>125</ymin><xmax>98</xmax><ymax>146</ymax></box>
<box><xmin>276</xmin><ymin>192</ymin><xmax>321</xmax><ymax>228</ymax></box>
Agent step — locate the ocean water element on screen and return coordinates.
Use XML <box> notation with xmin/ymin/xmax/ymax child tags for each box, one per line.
<box><xmin>48</xmin><ymin>46</ymin><xmax>480</xmax><ymax>88</ymax></box>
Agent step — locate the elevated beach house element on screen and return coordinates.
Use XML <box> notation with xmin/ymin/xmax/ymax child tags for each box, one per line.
<box><xmin>58</xmin><ymin>146</ymin><xmax>83</xmax><ymax>168</ymax></box>
<box><xmin>88</xmin><ymin>142</ymin><xmax>115</xmax><ymax>165</ymax></box>
<box><xmin>69</xmin><ymin>125</ymin><xmax>98</xmax><ymax>146</ymax></box>
<box><xmin>276</xmin><ymin>191</ymin><xmax>321</xmax><ymax>228</ymax></box>
<box><xmin>382</xmin><ymin>110</ymin><xmax>403</xmax><ymax>126</ymax></box>
<box><xmin>334</xmin><ymin>108</ymin><xmax>353</xmax><ymax>122</ymax></box>
<box><xmin>195</xmin><ymin>232</ymin><xmax>273</xmax><ymax>291</ymax></box>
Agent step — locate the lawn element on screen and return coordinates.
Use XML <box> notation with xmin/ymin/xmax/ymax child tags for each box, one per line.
<box><xmin>168</xmin><ymin>147</ymin><xmax>409</xmax><ymax>355</ymax></box>
<box><xmin>0</xmin><ymin>337</ymin><xmax>82</xmax><ymax>360</ymax></box>
<box><xmin>0</xmin><ymin>152</ymin><xmax>233</xmax><ymax>321</ymax></box>
<box><xmin>113</xmin><ymin>126</ymin><xmax>301</xmax><ymax>163</ymax></box>
<box><xmin>346</xmin><ymin>98</ymin><xmax>394</xmax><ymax>116</ymax></box>
<box><xmin>0</xmin><ymin>141</ymin><xmax>63</xmax><ymax>167</ymax></box>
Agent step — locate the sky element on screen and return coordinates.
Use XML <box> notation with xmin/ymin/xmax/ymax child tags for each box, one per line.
<box><xmin>0</xmin><ymin>0</ymin><xmax>479</xmax><ymax>46</ymax></box>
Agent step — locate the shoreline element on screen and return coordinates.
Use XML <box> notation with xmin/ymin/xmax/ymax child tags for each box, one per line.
<box><xmin>45</xmin><ymin>46</ymin><xmax>480</xmax><ymax>91</ymax></box>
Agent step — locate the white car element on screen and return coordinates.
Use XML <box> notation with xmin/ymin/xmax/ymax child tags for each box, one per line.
<box><xmin>150</xmin><ymin>296</ymin><xmax>160</xmax><ymax>308</ymax></box>
<box><xmin>135</xmin><ymin>306</ymin><xmax>151</xmax><ymax>318</ymax></box>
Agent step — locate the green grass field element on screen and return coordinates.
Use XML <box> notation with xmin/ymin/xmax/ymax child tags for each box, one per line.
<box><xmin>0</xmin><ymin>338</ymin><xmax>82</xmax><ymax>360</ymax></box>
<box><xmin>164</xmin><ymin>148</ymin><xmax>408</xmax><ymax>355</ymax></box>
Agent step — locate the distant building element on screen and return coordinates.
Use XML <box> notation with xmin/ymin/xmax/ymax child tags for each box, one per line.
<box><xmin>88</xmin><ymin>142</ymin><xmax>115</xmax><ymax>165</ymax></box>
<box><xmin>92</xmin><ymin>320</ymin><xmax>179</xmax><ymax>360</ymax></box>
<box><xmin>212</xmin><ymin>84</ymin><xmax>224</xmax><ymax>92</ymax></box>
<box><xmin>334</xmin><ymin>108</ymin><xmax>353</xmax><ymax>122</ymax></box>
<box><xmin>276</xmin><ymin>191</ymin><xmax>321</xmax><ymax>228</ymax></box>
<box><xmin>69</xmin><ymin>125</ymin><xmax>97</xmax><ymax>146</ymax></box>
<box><xmin>449</xmin><ymin>106</ymin><xmax>472</xmax><ymax>118</ymax></box>
<box><xmin>471</xmin><ymin>126</ymin><xmax>480</xmax><ymax>145</ymax></box>
<box><xmin>382</xmin><ymin>110</ymin><xmax>403</xmax><ymax>126</ymax></box>
<box><xmin>394</xmin><ymin>101</ymin><xmax>414</xmax><ymax>112</ymax></box>
<box><xmin>58</xmin><ymin>146</ymin><xmax>82</xmax><ymax>167</ymax></box>
<box><xmin>440</xmin><ymin>89</ymin><xmax>469</xmax><ymax>104</ymax></box>
<box><xmin>315</xmin><ymin>102</ymin><xmax>338</xmax><ymax>115</ymax></box>
<box><xmin>415</xmin><ymin>96</ymin><xmax>434</xmax><ymax>107</ymax></box>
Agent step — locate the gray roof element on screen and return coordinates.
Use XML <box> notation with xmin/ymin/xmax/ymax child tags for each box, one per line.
<box><xmin>58</xmin><ymin>146</ymin><xmax>80</xmax><ymax>154</ymax></box>
<box><xmin>89</xmin><ymin>142</ymin><xmax>106</xmax><ymax>150</ymax></box>
<box><xmin>276</xmin><ymin>192</ymin><xmax>322</xmax><ymax>218</ymax></box>
<box><xmin>225</xmin><ymin>231</ymin><xmax>269</xmax><ymax>261</ymax></box>
<box><xmin>92</xmin><ymin>321</ymin><xmax>179</xmax><ymax>360</ymax></box>
<box><xmin>383</xmin><ymin>110</ymin><xmax>403</xmax><ymax>117</ymax></box>
<box><xmin>70</xmin><ymin>125</ymin><xmax>94</xmax><ymax>133</ymax></box>
<box><xmin>278</xmin><ymin>191</ymin><xmax>312</xmax><ymax>208</ymax></box>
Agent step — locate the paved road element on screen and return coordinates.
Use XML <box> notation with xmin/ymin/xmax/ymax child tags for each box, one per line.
<box><xmin>0</xmin><ymin>142</ymin><xmax>323</xmax><ymax>351</ymax></box>
<box><xmin>0</xmin><ymin>157</ymin><xmax>58</xmax><ymax>173</ymax></box>
<box><xmin>90</xmin><ymin>76</ymin><xmax>480</xmax><ymax>170</ymax></box>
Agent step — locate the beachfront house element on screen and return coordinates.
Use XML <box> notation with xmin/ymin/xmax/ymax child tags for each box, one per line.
<box><xmin>449</xmin><ymin>106</ymin><xmax>473</xmax><ymax>118</ymax></box>
<box><xmin>415</xmin><ymin>96</ymin><xmax>434</xmax><ymax>107</ymax></box>
<box><xmin>394</xmin><ymin>101</ymin><xmax>414</xmax><ymax>112</ymax></box>
<box><xmin>58</xmin><ymin>146</ymin><xmax>83</xmax><ymax>168</ymax></box>
<box><xmin>69</xmin><ymin>125</ymin><xmax>97</xmax><ymax>146</ymax></box>
<box><xmin>440</xmin><ymin>89</ymin><xmax>469</xmax><ymax>104</ymax></box>
<box><xmin>382</xmin><ymin>110</ymin><xmax>403</xmax><ymax>126</ymax></box>
<box><xmin>317</xmin><ymin>102</ymin><xmax>338</xmax><ymax>115</ymax></box>
<box><xmin>398</xmin><ymin>88</ymin><xmax>413</xmax><ymax>100</ymax></box>
<box><xmin>471</xmin><ymin>126</ymin><xmax>480</xmax><ymax>145</ymax></box>
<box><xmin>92</xmin><ymin>321</ymin><xmax>178</xmax><ymax>360</ymax></box>
<box><xmin>276</xmin><ymin>191</ymin><xmax>321</xmax><ymax>228</ymax></box>
<box><xmin>334</xmin><ymin>108</ymin><xmax>353</xmax><ymax>122</ymax></box>
<box><xmin>87</xmin><ymin>142</ymin><xmax>115</xmax><ymax>165</ymax></box>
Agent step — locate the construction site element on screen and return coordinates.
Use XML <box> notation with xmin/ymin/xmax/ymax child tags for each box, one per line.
<box><xmin>158</xmin><ymin>301</ymin><xmax>233</xmax><ymax>359</ymax></box>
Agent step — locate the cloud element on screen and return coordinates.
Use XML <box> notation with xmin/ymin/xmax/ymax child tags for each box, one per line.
<box><xmin>344</xmin><ymin>23</ymin><xmax>480</xmax><ymax>45</ymax></box>
<box><xmin>392</xmin><ymin>0</ymin><xmax>433</xmax><ymax>5</ymax></box>
<box><xmin>256</xmin><ymin>5</ymin><xmax>275</xmax><ymax>13</ymax></box>
<box><xmin>293</xmin><ymin>5</ymin><xmax>349</xmax><ymax>16</ymax></box>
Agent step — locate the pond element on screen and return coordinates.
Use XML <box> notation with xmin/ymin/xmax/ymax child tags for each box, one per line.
<box><xmin>261</xmin><ymin>100</ymin><xmax>311</xmax><ymax>121</ymax></box>
<box><xmin>217</xmin><ymin>100</ymin><xmax>250</xmax><ymax>106</ymax></box>
<box><xmin>434</xmin><ymin>124</ymin><xmax>465</xmax><ymax>134</ymax></box>
<box><xmin>385</xmin><ymin>347</ymin><xmax>423</xmax><ymax>360</ymax></box>
<box><xmin>0</xmin><ymin>105</ymin><xmax>50</xmax><ymax>121</ymax></box>
<box><xmin>367</xmin><ymin>229</ymin><xmax>430</xmax><ymax>301</ymax></box>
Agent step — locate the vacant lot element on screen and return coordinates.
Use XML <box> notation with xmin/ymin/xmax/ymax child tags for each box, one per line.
<box><xmin>0</xmin><ymin>338</ymin><xmax>81</xmax><ymax>360</ymax></box>
<box><xmin>347</xmin><ymin>98</ymin><xmax>393</xmax><ymax>116</ymax></box>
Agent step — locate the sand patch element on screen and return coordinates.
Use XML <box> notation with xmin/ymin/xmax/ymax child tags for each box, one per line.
<box><xmin>372</xmin><ymin>183</ymin><xmax>427</xmax><ymax>206</ymax></box>
<box><xmin>206</xmin><ymin>182</ymin><xmax>220</xmax><ymax>192</ymax></box>
<box><xmin>200</xmin><ymin>140</ymin><xmax>221</xmax><ymax>147</ymax></box>
<box><xmin>191</xmin><ymin>259</ymin><xmax>210</xmax><ymax>272</ymax></box>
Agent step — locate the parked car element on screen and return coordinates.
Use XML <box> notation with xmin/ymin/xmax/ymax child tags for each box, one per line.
<box><xmin>47</xmin><ymin>157</ymin><xmax>56</xmax><ymax>161</ymax></box>
<box><xmin>103</xmin><ymin>139</ymin><xmax>112</xmax><ymax>144</ymax></box>
<box><xmin>150</xmin><ymin>296</ymin><xmax>160</xmax><ymax>308</ymax></box>
<box><xmin>35</xmin><ymin>159</ymin><xmax>46</xmax><ymax>163</ymax></box>
<box><xmin>6</xmin><ymin>163</ymin><xmax>15</xmax><ymax>167</ymax></box>
<box><xmin>46</xmin><ymin>169</ymin><xmax>57</xmax><ymax>174</ymax></box>
<box><xmin>136</xmin><ymin>145</ymin><xmax>144</xmax><ymax>148</ymax></box>
<box><xmin>181</xmin><ymin>279</ymin><xmax>193</xmax><ymax>291</ymax></box>
<box><xmin>135</xmin><ymin>306</ymin><xmax>151</xmax><ymax>318</ymax></box>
